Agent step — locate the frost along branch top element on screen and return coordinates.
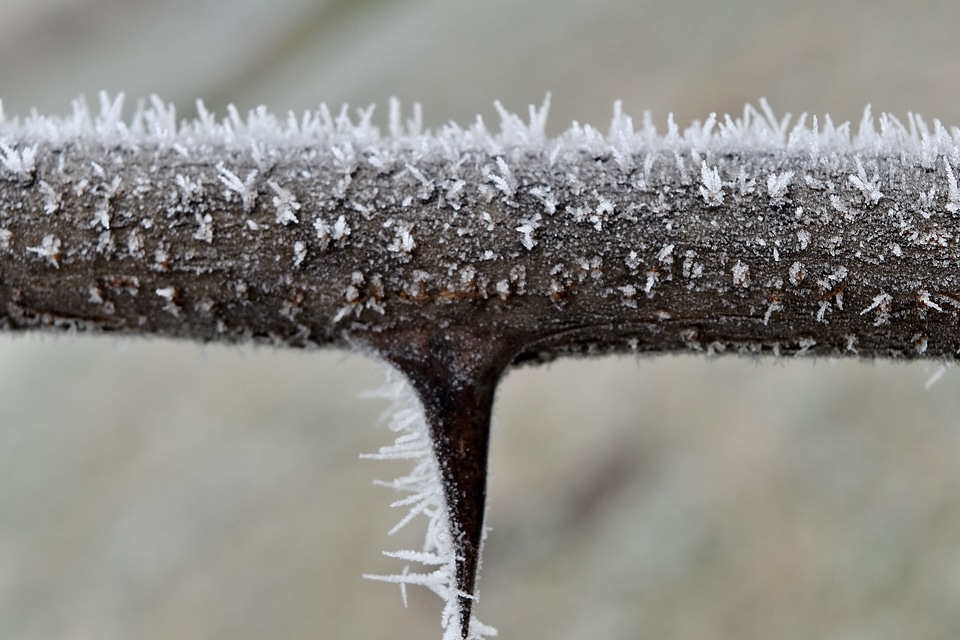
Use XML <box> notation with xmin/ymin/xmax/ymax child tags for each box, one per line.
<box><xmin>4</xmin><ymin>94</ymin><xmax>960</xmax><ymax>638</ymax></box>
<box><xmin>1</xmin><ymin>94</ymin><xmax>960</xmax><ymax>360</ymax></box>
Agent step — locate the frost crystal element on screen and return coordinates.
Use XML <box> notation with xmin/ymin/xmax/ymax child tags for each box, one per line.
<box><xmin>0</xmin><ymin>140</ymin><xmax>36</xmax><ymax>177</ymax></box>
<box><xmin>217</xmin><ymin>162</ymin><xmax>258</xmax><ymax>212</ymax></box>
<box><xmin>946</xmin><ymin>159</ymin><xmax>960</xmax><ymax>214</ymax></box>
<box><xmin>292</xmin><ymin>241</ymin><xmax>307</xmax><ymax>268</ymax></box>
<box><xmin>732</xmin><ymin>261</ymin><xmax>750</xmax><ymax>288</ymax></box>
<box><xmin>387</xmin><ymin>223</ymin><xmax>417</xmax><ymax>256</ymax></box>
<box><xmin>849</xmin><ymin>156</ymin><xmax>883</xmax><ymax>205</ymax></box>
<box><xmin>38</xmin><ymin>181</ymin><xmax>61</xmax><ymax>214</ymax></box>
<box><xmin>363</xmin><ymin>373</ymin><xmax>496</xmax><ymax>640</ymax></box>
<box><xmin>860</xmin><ymin>292</ymin><xmax>893</xmax><ymax>326</ymax></box>
<box><xmin>516</xmin><ymin>214</ymin><xmax>541</xmax><ymax>250</ymax></box>
<box><xmin>26</xmin><ymin>234</ymin><xmax>61</xmax><ymax>267</ymax></box>
<box><xmin>699</xmin><ymin>161</ymin><xmax>723</xmax><ymax>206</ymax></box>
<box><xmin>766</xmin><ymin>171</ymin><xmax>794</xmax><ymax>202</ymax></box>
<box><xmin>269</xmin><ymin>180</ymin><xmax>301</xmax><ymax>225</ymax></box>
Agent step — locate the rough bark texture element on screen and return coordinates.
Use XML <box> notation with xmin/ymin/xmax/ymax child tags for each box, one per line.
<box><xmin>3</xmin><ymin>97</ymin><xmax>960</xmax><ymax>637</ymax></box>
<box><xmin>2</xmin><ymin>101</ymin><xmax>959</xmax><ymax>363</ymax></box>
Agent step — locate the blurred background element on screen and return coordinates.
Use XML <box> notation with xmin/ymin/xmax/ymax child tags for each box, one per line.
<box><xmin>2</xmin><ymin>0</ymin><xmax>960</xmax><ymax>638</ymax></box>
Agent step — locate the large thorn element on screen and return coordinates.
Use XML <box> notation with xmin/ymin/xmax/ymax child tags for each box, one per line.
<box><xmin>364</xmin><ymin>326</ymin><xmax>518</xmax><ymax>638</ymax></box>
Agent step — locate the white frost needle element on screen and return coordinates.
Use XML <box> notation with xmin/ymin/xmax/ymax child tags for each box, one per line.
<box><xmin>362</xmin><ymin>371</ymin><xmax>496</xmax><ymax>639</ymax></box>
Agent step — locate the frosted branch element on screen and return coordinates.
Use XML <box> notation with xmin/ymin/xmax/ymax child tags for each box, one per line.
<box><xmin>1</xmin><ymin>95</ymin><xmax>959</xmax><ymax>362</ymax></box>
<box><xmin>4</xmin><ymin>94</ymin><xmax>960</xmax><ymax>638</ymax></box>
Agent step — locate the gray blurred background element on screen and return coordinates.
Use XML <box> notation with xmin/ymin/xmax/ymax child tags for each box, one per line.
<box><xmin>2</xmin><ymin>1</ymin><xmax>960</xmax><ymax>638</ymax></box>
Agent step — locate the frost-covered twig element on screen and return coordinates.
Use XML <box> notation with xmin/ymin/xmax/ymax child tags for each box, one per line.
<box><xmin>2</xmin><ymin>95</ymin><xmax>959</xmax><ymax>360</ymax></box>
<box><xmin>3</xmin><ymin>93</ymin><xmax>960</xmax><ymax>637</ymax></box>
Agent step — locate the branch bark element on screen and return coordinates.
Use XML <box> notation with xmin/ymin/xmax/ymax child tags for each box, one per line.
<box><xmin>2</xmin><ymin>99</ymin><xmax>959</xmax><ymax>362</ymax></box>
<box><xmin>3</xmin><ymin>96</ymin><xmax>960</xmax><ymax>637</ymax></box>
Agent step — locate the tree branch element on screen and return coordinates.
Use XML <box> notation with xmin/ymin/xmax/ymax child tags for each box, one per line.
<box><xmin>2</xmin><ymin>97</ymin><xmax>959</xmax><ymax>361</ymax></box>
<box><xmin>3</xmin><ymin>94</ymin><xmax>960</xmax><ymax>637</ymax></box>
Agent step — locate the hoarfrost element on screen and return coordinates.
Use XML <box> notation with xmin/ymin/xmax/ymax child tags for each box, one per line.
<box><xmin>682</xmin><ymin>250</ymin><xmax>703</xmax><ymax>278</ymax></box>
<box><xmin>388</xmin><ymin>223</ymin><xmax>417</xmax><ymax>256</ymax></box>
<box><xmin>732</xmin><ymin>261</ymin><xmax>750</xmax><ymax>288</ymax></box>
<box><xmin>699</xmin><ymin>161</ymin><xmax>723</xmax><ymax>206</ymax></box>
<box><xmin>217</xmin><ymin>162</ymin><xmax>258</xmax><ymax>212</ymax></box>
<box><xmin>269</xmin><ymin>180</ymin><xmax>301</xmax><ymax>225</ymax></box>
<box><xmin>644</xmin><ymin>270</ymin><xmax>659</xmax><ymax>296</ymax></box>
<box><xmin>516</xmin><ymin>214</ymin><xmax>541</xmax><ymax>250</ymax></box>
<box><xmin>0</xmin><ymin>140</ymin><xmax>36</xmax><ymax>177</ymax></box>
<box><xmin>38</xmin><ymin>181</ymin><xmax>61</xmax><ymax>214</ymax></box>
<box><xmin>487</xmin><ymin>157</ymin><xmax>515</xmax><ymax>199</ymax></box>
<box><xmin>917</xmin><ymin>290</ymin><xmax>943</xmax><ymax>312</ymax></box>
<box><xmin>26</xmin><ymin>235</ymin><xmax>61</xmax><ymax>268</ymax></box>
<box><xmin>860</xmin><ymin>292</ymin><xmax>893</xmax><ymax>326</ymax></box>
<box><xmin>788</xmin><ymin>261</ymin><xmax>805</xmax><ymax>286</ymax></box>
<box><xmin>763</xmin><ymin>300</ymin><xmax>783</xmax><ymax>325</ymax></box>
<box><xmin>333</xmin><ymin>216</ymin><xmax>351</xmax><ymax>240</ymax></box>
<box><xmin>849</xmin><ymin>156</ymin><xmax>883</xmax><ymax>205</ymax></box>
<box><xmin>796</xmin><ymin>337</ymin><xmax>816</xmax><ymax>355</ymax></box>
<box><xmin>766</xmin><ymin>171</ymin><xmax>794</xmax><ymax>202</ymax></box>
<box><xmin>91</xmin><ymin>203</ymin><xmax>111</xmax><ymax>230</ymax></box>
<box><xmin>193</xmin><ymin>213</ymin><xmax>213</xmax><ymax>243</ymax></box>
<box><xmin>925</xmin><ymin>363</ymin><xmax>952</xmax><ymax>389</ymax></box>
<box><xmin>155</xmin><ymin>286</ymin><xmax>179</xmax><ymax>316</ymax></box>
<box><xmin>362</xmin><ymin>373</ymin><xmax>496</xmax><ymax>640</ymax></box>
<box><xmin>946</xmin><ymin>159</ymin><xmax>960</xmax><ymax>214</ymax></box>
<box><xmin>293</xmin><ymin>241</ymin><xmax>307</xmax><ymax>268</ymax></box>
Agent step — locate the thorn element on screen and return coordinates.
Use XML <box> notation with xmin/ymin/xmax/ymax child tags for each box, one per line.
<box><xmin>362</xmin><ymin>327</ymin><xmax>519</xmax><ymax>639</ymax></box>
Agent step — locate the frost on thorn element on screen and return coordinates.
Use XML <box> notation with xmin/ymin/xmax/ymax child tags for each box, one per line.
<box><xmin>217</xmin><ymin>162</ymin><xmax>259</xmax><ymax>212</ymax></box>
<box><xmin>26</xmin><ymin>235</ymin><xmax>62</xmax><ymax>268</ymax></box>
<box><xmin>269</xmin><ymin>180</ymin><xmax>301</xmax><ymax>225</ymax></box>
<box><xmin>361</xmin><ymin>375</ymin><xmax>498</xmax><ymax>640</ymax></box>
<box><xmin>699</xmin><ymin>161</ymin><xmax>723</xmax><ymax>206</ymax></box>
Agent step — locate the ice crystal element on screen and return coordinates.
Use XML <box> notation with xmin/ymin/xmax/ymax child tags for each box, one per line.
<box><xmin>362</xmin><ymin>372</ymin><xmax>496</xmax><ymax>640</ymax></box>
